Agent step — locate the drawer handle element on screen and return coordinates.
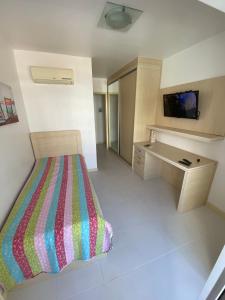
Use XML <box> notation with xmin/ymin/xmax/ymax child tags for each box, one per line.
<box><xmin>136</xmin><ymin>149</ymin><xmax>143</xmax><ymax>155</ymax></box>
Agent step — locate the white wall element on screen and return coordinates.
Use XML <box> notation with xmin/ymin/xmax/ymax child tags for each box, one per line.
<box><xmin>92</xmin><ymin>77</ymin><xmax>119</xmax><ymax>94</ymax></box>
<box><xmin>161</xmin><ymin>31</ymin><xmax>225</xmax><ymax>88</ymax></box>
<box><xmin>14</xmin><ymin>50</ymin><xmax>97</xmax><ymax>170</ymax></box>
<box><xmin>198</xmin><ymin>0</ymin><xmax>225</xmax><ymax>13</ymax></box>
<box><xmin>0</xmin><ymin>37</ymin><xmax>34</xmax><ymax>227</ymax></box>
<box><xmin>160</xmin><ymin>30</ymin><xmax>225</xmax><ymax>212</ymax></box>
<box><xmin>108</xmin><ymin>81</ymin><xmax>119</xmax><ymax>94</ymax></box>
<box><xmin>93</xmin><ymin>78</ymin><xmax>107</xmax><ymax>94</ymax></box>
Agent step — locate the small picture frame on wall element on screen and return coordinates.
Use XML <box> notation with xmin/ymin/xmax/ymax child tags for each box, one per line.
<box><xmin>0</xmin><ymin>81</ymin><xmax>19</xmax><ymax>127</ymax></box>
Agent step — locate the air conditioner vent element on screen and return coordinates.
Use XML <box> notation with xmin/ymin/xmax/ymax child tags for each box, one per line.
<box><xmin>30</xmin><ymin>66</ymin><xmax>74</xmax><ymax>85</ymax></box>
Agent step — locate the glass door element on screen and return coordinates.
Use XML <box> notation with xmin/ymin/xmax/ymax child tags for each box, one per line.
<box><xmin>108</xmin><ymin>81</ymin><xmax>119</xmax><ymax>153</ymax></box>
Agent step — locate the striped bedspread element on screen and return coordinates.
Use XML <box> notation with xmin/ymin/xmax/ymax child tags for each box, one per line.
<box><xmin>0</xmin><ymin>155</ymin><xmax>112</xmax><ymax>293</ymax></box>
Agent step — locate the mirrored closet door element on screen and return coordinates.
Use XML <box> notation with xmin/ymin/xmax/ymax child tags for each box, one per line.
<box><xmin>108</xmin><ymin>81</ymin><xmax>119</xmax><ymax>153</ymax></box>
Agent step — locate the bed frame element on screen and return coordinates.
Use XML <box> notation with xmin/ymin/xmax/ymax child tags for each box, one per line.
<box><xmin>8</xmin><ymin>130</ymin><xmax>105</xmax><ymax>292</ymax></box>
<box><xmin>30</xmin><ymin>130</ymin><xmax>83</xmax><ymax>159</ymax></box>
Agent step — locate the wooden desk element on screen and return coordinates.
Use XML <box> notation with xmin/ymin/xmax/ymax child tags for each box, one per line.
<box><xmin>133</xmin><ymin>142</ymin><xmax>217</xmax><ymax>212</ymax></box>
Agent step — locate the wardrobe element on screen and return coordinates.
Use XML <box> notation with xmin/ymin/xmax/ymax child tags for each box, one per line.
<box><xmin>107</xmin><ymin>57</ymin><xmax>162</xmax><ymax>165</ymax></box>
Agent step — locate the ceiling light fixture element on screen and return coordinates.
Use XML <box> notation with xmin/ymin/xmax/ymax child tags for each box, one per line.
<box><xmin>98</xmin><ymin>2</ymin><xmax>143</xmax><ymax>32</ymax></box>
<box><xmin>105</xmin><ymin>6</ymin><xmax>131</xmax><ymax>30</ymax></box>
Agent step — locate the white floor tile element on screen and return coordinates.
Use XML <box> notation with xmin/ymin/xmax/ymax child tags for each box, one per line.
<box><xmin>121</xmin><ymin>244</ymin><xmax>207</xmax><ymax>300</ymax></box>
<box><xmin>103</xmin><ymin>276</ymin><xmax>140</xmax><ymax>300</ymax></box>
<box><xmin>99</xmin><ymin>238</ymin><xmax>143</xmax><ymax>282</ymax></box>
<box><xmin>67</xmin><ymin>277</ymin><xmax>140</xmax><ymax>300</ymax></box>
<box><xmin>8</xmin><ymin>277</ymin><xmax>57</xmax><ymax>300</ymax></box>
<box><xmin>55</xmin><ymin>260</ymin><xmax>103</xmax><ymax>300</ymax></box>
<box><xmin>66</xmin><ymin>285</ymin><xmax>106</xmax><ymax>300</ymax></box>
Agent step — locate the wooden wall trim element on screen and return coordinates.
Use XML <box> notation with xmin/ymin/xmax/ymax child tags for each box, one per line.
<box><xmin>137</xmin><ymin>57</ymin><xmax>162</xmax><ymax>67</ymax></box>
<box><xmin>156</xmin><ymin>75</ymin><xmax>225</xmax><ymax>136</ymax></box>
<box><xmin>108</xmin><ymin>58</ymin><xmax>138</xmax><ymax>84</ymax></box>
<box><xmin>107</xmin><ymin>57</ymin><xmax>162</xmax><ymax>85</ymax></box>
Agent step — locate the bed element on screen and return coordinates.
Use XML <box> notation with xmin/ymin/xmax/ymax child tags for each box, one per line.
<box><xmin>0</xmin><ymin>130</ymin><xmax>113</xmax><ymax>297</ymax></box>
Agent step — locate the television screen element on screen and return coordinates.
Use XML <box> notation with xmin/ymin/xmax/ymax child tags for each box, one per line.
<box><xmin>163</xmin><ymin>91</ymin><xmax>199</xmax><ymax>119</ymax></box>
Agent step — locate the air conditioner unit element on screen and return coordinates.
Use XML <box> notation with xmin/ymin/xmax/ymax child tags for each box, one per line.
<box><xmin>30</xmin><ymin>66</ymin><xmax>74</xmax><ymax>85</ymax></box>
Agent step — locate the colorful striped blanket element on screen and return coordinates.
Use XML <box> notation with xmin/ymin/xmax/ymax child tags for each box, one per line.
<box><xmin>0</xmin><ymin>155</ymin><xmax>112</xmax><ymax>294</ymax></box>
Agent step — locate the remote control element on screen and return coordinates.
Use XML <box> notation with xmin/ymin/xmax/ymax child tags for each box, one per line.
<box><xmin>178</xmin><ymin>160</ymin><xmax>191</xmax><ymax>166</ymax></box>
<box><xmin>182</xmin><ymin>158</ymin><xmax>192</xmax><ymax>165</ymax></box>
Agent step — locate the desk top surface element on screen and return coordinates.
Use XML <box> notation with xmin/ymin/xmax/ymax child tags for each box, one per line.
<box><xmin>134</xmin><ymin>142</ymin><xmax>217</xmax><ymax>171</ymax></box>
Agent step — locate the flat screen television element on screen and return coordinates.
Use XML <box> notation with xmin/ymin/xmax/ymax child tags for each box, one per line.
<box><xmin>163</xmin><ymin>90</ymin><xmax>199</xmax><ymax>119</ymax></box>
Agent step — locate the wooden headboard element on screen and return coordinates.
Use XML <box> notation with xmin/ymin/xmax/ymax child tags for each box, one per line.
<box><xmin>30</xmin><ymin>130</ymin><xmax>83</xmax><ymax>159</ymax></box>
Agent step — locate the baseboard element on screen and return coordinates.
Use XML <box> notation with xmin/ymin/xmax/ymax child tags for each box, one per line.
<box><xmin>207</xmin><ymin>202</ymin><xmax>225</xmax><ymax>220</ymax></box>
<box><xmin>88</xmin><ymin>168</ymin><xmax>98</xmax><ymax>172</ymax></box>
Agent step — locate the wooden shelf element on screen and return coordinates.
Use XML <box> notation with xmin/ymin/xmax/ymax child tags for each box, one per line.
<box><xmin>147</xmin><ymin>125</ymin><xmax>224</xmax><ymax>143</ymax></box>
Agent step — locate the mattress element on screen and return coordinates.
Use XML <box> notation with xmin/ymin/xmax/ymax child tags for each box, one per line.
<box><xmin>0</xmin><ymin>154</ymin><xmax>112</xmax><ymax>294</ymax></box>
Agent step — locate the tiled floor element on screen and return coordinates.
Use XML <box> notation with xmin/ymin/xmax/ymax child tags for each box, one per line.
<box><xmin>8</xmin><ymin>145</ymin><xmax>225</xmax><ymax>300</ymax></box>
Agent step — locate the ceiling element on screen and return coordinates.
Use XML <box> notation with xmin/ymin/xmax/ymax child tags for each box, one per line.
<box><xmin>0</xmin><ymin>0</ymin><xmax>225</xmax><ymax>77</ymax></box>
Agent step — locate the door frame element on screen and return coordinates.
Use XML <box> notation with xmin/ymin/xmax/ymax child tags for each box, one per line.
<box><xmin>108</xmin><ymin>91</ymin><xmax>120</xmax><ymax>154</ymax></box>
<box><xmin>93</xmin><ymin>92</ymin><xmax>108</xmax><ymax>147</ymax></box>
<box><xmin>199</xmin><ymin>246</ymin><xmax>225</xmax><ymax>300</ymax></box>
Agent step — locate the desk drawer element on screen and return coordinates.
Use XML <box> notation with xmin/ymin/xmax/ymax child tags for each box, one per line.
<box><xmin>134</xmin><ymin>152</ymin><xmax>145</xmax><ymax>164</ymax></box>
<box><xmin>133</xmin><ymin>156</ymin><xmax>145</xmax><ymax>168</ymax></box>
<box><xmin>134</xmin><ymin>147</ymin><xmax>145</xmax><ymax>158</ymax></box>
<box><xmin>133</xmin><ymin>160</ymin><xmax>145</xmax><ymax>178</ymax></box>
<box><xmin>134</xmin><ymin>165</ymin><xmax>144</xmax><ymax>178</ymax></box>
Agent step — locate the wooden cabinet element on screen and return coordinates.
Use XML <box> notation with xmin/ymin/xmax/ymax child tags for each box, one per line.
<box><xmin>133</xmin><ymin>59</ymin><xmax>162</xmax><ymax>143</ymax></box>
<box><xmin>108</xmin><ymin>57</ymin><xmax>162</xmax><ymax>165</ymax></box>
<box><xmin>133</xmin><ymin>144</ymin><xmax>161</xmax><ymax>180</ymax></box>
<box><xmin>119</xmin><ymin>70</ymin><xmax>137</xmax><ymax>164</ymax></box>
<box><xmin>133</xmin><ymin>145</ymin><xmax>147</xmax><ymax>178</ymax></box>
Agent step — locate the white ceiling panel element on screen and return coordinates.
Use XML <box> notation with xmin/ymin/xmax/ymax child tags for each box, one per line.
<box><xmin>0</xmin><ymin>0</ymin><xmax>225</xmax><ymax>77</ymax></box>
